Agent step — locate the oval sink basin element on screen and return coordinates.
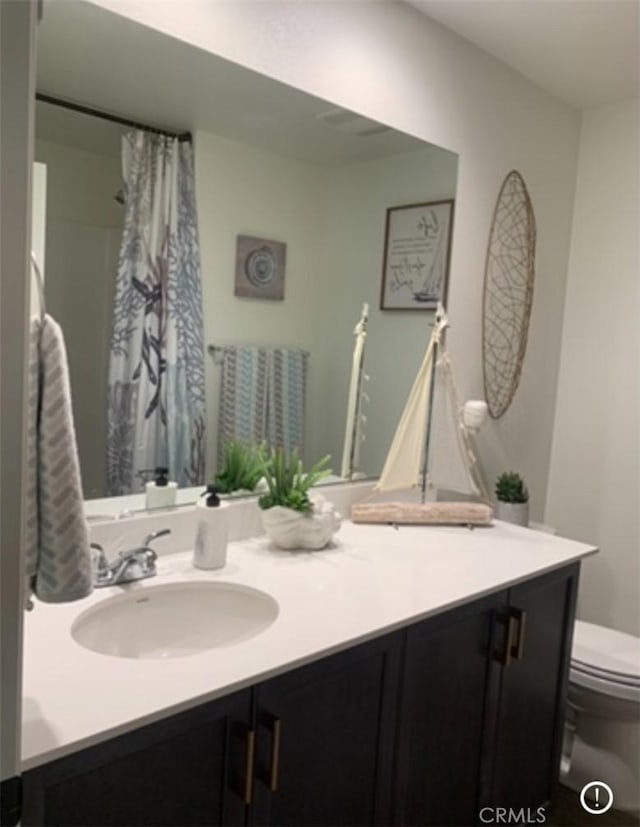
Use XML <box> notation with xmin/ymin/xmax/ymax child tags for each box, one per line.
<box><xmin>71</xmin><ymin>582</ymin><xmax>279</xmax><ymax>659</ymax></box>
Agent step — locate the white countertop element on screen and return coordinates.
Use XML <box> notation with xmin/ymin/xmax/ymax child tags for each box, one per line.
<box><xmin>22</xmin><ymin>519</ymin><xmax>596</xmax><ymax>770</ymax></box>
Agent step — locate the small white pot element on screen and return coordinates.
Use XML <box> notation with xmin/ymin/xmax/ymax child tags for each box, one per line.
<box><xmin>495</xmin><ymin>501</ymin><xmax>529</xmax><ymax>527</ymax></box>
<box><xmin>261</xmin><ymin>495</ymin><xmax>341</xmax><ymax>550</ymax></box>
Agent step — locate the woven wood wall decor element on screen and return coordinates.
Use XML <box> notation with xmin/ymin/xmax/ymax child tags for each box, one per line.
<box><xmin>482</xmin><ymin>170</ymin><xmax>537</xmax><ymax>419</ymax></box>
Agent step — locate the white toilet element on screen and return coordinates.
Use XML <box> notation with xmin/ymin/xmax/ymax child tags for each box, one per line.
<box><xmin>562</xmin><ymin>619</ymin><xmax>640</xmax><ymax>812</ymax></box>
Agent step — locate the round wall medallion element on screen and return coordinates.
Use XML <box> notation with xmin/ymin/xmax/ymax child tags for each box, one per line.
<box><xmin>245</xmin><ymin>246</ymin><xmax>277</xmax><ymax>288</ymax></box>
<box><xmin>482</xmin><ymin>170</ymin><xmax>537</xmax><ymax>419</ymax></box>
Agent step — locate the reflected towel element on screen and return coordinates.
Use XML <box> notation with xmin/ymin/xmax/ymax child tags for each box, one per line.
<box><xmin>25</xmin><ymin>315</ymin><xmax>93</xmax><ymax>604</ymax></box>
<box><xmin>216</xmin><ymin>346</ymin><xmax>308</xmax><ymax>469</ymax></box>
<box><xmin>217</xmin><ymin>346</ymin><xmax>269</xmax><ymax>469</ymax></box>
<box><xmin>267</xmin><ymin>348</ymin><xmax>308</xmax><ymax>454</ymax></box>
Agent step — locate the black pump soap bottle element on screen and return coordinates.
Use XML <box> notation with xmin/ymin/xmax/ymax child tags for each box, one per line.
<box><xmin>145</xmin><ymin>466</ymin><xmax>178</xmax><ymax>509</ymax></box>
<box><xmin>201</xmin><ymin>484</ymin><xmax>220</xmax><ymax>507</ymax></box>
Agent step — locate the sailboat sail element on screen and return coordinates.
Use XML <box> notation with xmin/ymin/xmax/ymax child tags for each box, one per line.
<box><xmin>429</xmin><ymin>352</ymin><xmax>484</xmax><ymax>498</ymax></box>
<box><xmin>374</xmin><ymin>326</ymin><xmax>439</xmax><ymax>493</ymax></box>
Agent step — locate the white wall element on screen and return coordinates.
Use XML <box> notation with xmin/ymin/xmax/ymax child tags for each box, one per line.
<box><xmin>313</xmin><ymin>144</ymin><xmax>458</xmax><ymax>473</ymax></box>
<box><xmin>196</xmin><ymin>131</ymin><xmax>458</xmax><ymax>480</ymax></box>
<box><xmin>195</xmin><ymin>130</ymin><xmax>328</xmax><ymax>474</ymax></box>
<box><xmin>31</xmin><ymin>162</ymin><xmax>47</xmax><ymax>319</ymax></box>
<box><xmin>0</xmin><ymin>0</ymin><xmax>37</xmax><ymax>784</ymax></box>
<box><xmin>34</xmin><ymin>138</ymin><xmax>123</xmax><ymax>499</ymax></box>
<box><xmin>545</xmin><ymin>98</ymin><xmax>639</xmax><ymax>635</ymax></box>
<box><xmin>92</xmin><ymin>0</ymin><xmax>581</xmax><ymax>519</ymax></box>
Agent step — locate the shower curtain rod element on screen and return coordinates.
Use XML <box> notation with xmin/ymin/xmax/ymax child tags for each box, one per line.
<box><xmin>36</xmin><ymin>93</ymin><xmax>192</xmax><ymax>141</ymax></box>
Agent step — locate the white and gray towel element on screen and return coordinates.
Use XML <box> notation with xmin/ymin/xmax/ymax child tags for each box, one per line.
<box><xmin>25</xmin><ymin>314</ymin><xmax>93</xmax><ymax>604</ymax></box>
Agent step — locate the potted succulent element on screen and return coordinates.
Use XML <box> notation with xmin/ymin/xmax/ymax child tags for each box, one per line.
<box><xmin>215</xmin><ymin>440</ymin><xmax>268</xmax><ymax>496</ymax></box>
<box><xmin>258</xmin><ymin>449</ymin><xmax>341</xmax><ymax>550</ymax></box>
<box><xmin>495</xmin><ymin>471</ymin><xmax>529</xmax><ymax>527</ymax></box>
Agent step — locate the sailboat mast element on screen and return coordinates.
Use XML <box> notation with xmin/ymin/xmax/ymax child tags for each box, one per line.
<box><xmin>341</xmin><ymin>303</ymin><xmax>369</xmax><ymax>480</ymax></box>
<box><xmin>348</xmin><ymin>304</ymin><xmax>369</xmax><ymax>477</ymax></box>
<box><xmin>420</xmin><ymin>308</ymin><xmax>447</xmax><ymax>503</ymax></box>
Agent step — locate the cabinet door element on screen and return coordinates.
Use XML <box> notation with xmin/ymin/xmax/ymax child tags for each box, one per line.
<box><xmin>490</xmin><ymin>564</ymin><xmax>579</xmax><ymax>812</ymax></box>
<box><xmin>23</xmin><ymin>689</ymin><xmax>252</xmax><ymax>827</ymax></box>
<box><xmin>394</xmin><ymin>593</ymin><xmax>504</xmax><ymax>827</ymax></box>
<box><xmin>251</xmin><ymin>632</ymin><xmax>401</xmax><ymax>827</ymax></box>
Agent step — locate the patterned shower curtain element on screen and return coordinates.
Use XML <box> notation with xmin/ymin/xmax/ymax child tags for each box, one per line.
<box><xmin>106</xmin><ymin>131</ymin><xmax>206</xmax><ymax>495</ymax></box>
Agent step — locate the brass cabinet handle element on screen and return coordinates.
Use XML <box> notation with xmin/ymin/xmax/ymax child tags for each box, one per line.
<box><xmin>243</xmin><ymin>729</ymin><xmax>256</xmax><ymax>805</ymax></box>
<box><xmin>260</xmin><ymin>712</ymin><xmax>282</xmax><ymax>792</ymax></box>
<box><xmin>269</xmin><ymin>717</ymin><xmax>282</xmax><ymax>792</ymax></box>
<box><xmin>493</xmin><ymin>612</ymin><xmax>517</xmax><ymax>667</ymax></box>
<box><xmin>509</xmin><ymin>607</ymin><xmax>527</xmax><ymax>661</ymax></box>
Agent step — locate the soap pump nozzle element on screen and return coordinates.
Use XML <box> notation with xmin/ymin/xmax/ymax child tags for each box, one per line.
<box><xmin>154</xmin><ymin>466</ymin><xmax>169</xmax><ymax>487</ymax></box>
<box><xmin>201</xmin><ymin>484</ymin><xmax>220</xmax><ymax>507</ymax></box>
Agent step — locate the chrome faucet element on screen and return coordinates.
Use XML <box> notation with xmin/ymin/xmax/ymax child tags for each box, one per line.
<box><xmin>91</xmin><ymin>529</ymin><xmax>171</xmax><ymax>587</ymax></box>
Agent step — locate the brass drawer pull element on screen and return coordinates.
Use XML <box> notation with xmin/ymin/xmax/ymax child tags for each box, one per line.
<box><xmin>510</xmin><ymin>607</ymin><xmax>527</xmax><ymax>661</ymax></box>
<box><xmin>269</xmin><ymin>717</ymin><xmax>282</xmax><ymax>792</ymax></box>
<box><xmin>243</xmin><ymin>729</ymin><xmax>255</xmax><ymax>805</ymax></box>
<box><xmin>261</xmin><ymin>712</ymin><xmax>282</xmax><ymax>792</ymax></box>
<box><xmin>493</xmin><ymin>612</ymin><xmax>517</xmax><ymax>667</ymax></box>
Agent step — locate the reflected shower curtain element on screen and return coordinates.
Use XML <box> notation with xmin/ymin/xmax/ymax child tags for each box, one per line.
<box><xmin>106</xmin><ymin>131</ymin><xmax>206</xmax><ymax>495</ymax></box>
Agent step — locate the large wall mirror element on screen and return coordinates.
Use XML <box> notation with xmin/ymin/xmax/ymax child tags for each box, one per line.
<box><xmin>34</xmin><ymin>0</ymin><xmax>458</xmax><ymax>511</ymax></box>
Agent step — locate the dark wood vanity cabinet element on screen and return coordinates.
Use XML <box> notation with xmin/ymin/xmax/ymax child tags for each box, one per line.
<box><xmin>489</xmin><ymin>565</ymin><xmax>579</xmax><ymax>813</ymax></box>
<box><xmin>22</xmin><ymin>563</ymin><xmax>579</xmax><ymax>827</ymax></box>
<box><xmin>393</xmin><ymin>563</ymin><xmax>579</xmax><ymax>826</ymax></box>
<box><xmin>393</xmin><ymin>592</ymin><xmax>504</xmax><ymax>826</ymax></box>
<box><xmin>22</xmin><ymin>635</ymin><xmax>401</xmax><ymax>827</ymax></box>
<box><xmin>250</xmin><ymin>632</ymin><xmax>401</xmax><ymax>827</ymax></box>
<box><xmin>22</xmin><ymin>690</ymin><xmax>253</xmax><ymax>827</ymax></box>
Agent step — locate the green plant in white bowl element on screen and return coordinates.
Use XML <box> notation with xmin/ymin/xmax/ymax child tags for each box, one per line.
<box><xmin>258</xmin><ymin>449</ymin><xmax>330</xmax><ymax>513</ymax></box>
<box><xmin>258</xmin><ymin>449</ymin><xmax>340</xmax><ymax>550</ymax></box>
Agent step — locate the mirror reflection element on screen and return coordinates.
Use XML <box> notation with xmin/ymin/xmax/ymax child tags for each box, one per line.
<box><xmin>34</xmin><ymin>0</ymin><xmax>458</xmax><ymax>508</ymax></box>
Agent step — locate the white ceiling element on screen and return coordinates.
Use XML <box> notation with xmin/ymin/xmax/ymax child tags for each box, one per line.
<box><xmin>36</xmin><ymin>1</ymin><xmax>426</xmax><ymax>166</ymax></box>
<box><xmin>36</xmin><ymin>0</ymin><xmax>639</xmax><ymax>159</ymax></box>
<box><xmin>408</xmin><ymin>0</ymin><xmax>639</xmax><ymax>110</ymax></box>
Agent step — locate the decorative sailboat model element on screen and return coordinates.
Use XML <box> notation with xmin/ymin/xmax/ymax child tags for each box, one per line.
<box><xmin>351</xmin><ymin>304</ymin><xmax>493</xmax><ymax>526</ymax></box>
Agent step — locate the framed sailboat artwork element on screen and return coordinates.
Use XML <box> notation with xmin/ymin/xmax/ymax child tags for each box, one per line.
<box><xmin>380</xmin><ymin>199</ymin><xmax>454</xmax><ymax>310</ymax></box>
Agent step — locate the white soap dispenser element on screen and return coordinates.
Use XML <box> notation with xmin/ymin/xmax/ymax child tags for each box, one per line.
<box><xmin>145</xmin><ymin>466</ymin><xmax>178</xmax><ymax>510</ymax></box>
<box><xmin>194</xmin><ymin>485</ymin><xmax>228</xmax><ymax>570</ymax></box>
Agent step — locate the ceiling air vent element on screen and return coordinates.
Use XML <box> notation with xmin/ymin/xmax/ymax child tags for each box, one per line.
<box><xmin>316</xmin><ymin>107</ymin><xmax>392</xmax><ymax>137</ymax></box>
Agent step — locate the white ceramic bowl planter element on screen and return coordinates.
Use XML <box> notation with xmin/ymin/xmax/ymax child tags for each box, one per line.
<box><xmin>261</xmin><ymin>494</ymin><xmax>341</xmax><ymax>550</ymax></box>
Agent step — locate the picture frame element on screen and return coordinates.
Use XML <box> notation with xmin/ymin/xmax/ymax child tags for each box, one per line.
<box><xmin>235</xmin><ymin>235</ymin><xmax>286</xmax><ymax>301</ymax></box>
<box><xmin>380</xmin><ymin>199</ymin><xmax>454</xmax><ymax>310</ymax></box>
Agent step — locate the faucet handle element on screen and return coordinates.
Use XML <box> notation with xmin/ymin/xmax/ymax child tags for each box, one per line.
<box><xmin>90</xmin><ymin>543</ymin><xmax>112</xmax><ymax>585</ymax></box>
<box><xmin>142</xmin><ymin>528</ymin><xmax>171</xmax><ymax>546</ymax></box>
<box><xmin>138</xmin><ymin>547</ymin><xmax>157</xmax><ymax>574</ymax></box>
<box><xmin>90</xmin><ymin>542</ymin><xmax>106</xmax><ymax>566</ymax></box>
